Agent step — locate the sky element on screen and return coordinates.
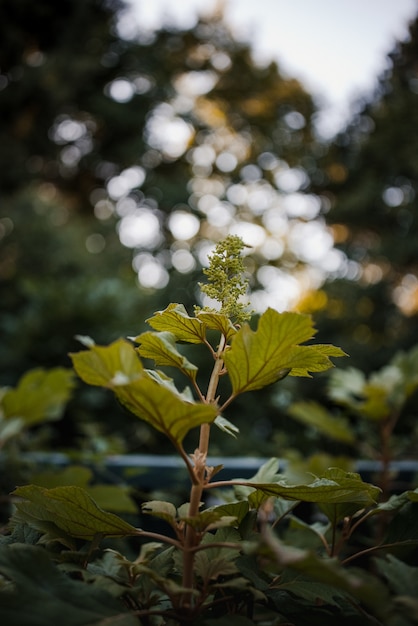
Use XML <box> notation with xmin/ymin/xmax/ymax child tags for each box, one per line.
<box><xmin>127</xmin><ymin>0</ymin><xmax>418</xmax><ymax>136</ymax></box>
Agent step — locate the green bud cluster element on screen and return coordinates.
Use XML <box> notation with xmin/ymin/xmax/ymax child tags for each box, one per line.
<box><xmin>197</xmin><ymin>235</ymin><xmax>252</xmax><ymax>325</ymax></box>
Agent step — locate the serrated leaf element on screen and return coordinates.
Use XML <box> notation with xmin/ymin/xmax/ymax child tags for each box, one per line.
<box><xmin>288</xmin><ymin>401</ymin><xmax>355</xmax><ymax>444</ymax></box>
<box><xmin>115</xmin><ymin>376</ymin><xmax>217</xmax><ymax>443</ymax></box>
<box><xmin>12</xmin><ymin>485</ymin><xmax>139</xmax><ymax>540</ymax></box>
<box><xmin>142</xmin><ymin>500</ymin><xmax>177</xmax><ymax>527</ymax></box>
<box><xmin>146</xmin><ymin>303</ymin><xmax>206</xmax><ymax>343</ymax></box>
<box><xmin>181</xmin><ymin>510</ymin><xmax>237</xmax><ymax>532</ymax></box>
<box><xmin>236</xmin><ymin>469</ymin><xmax>380</xmax><ymax>509</ymax></box>
<box><xmin>71</xmin><ymin>340</ymin><xmax>216</xmax><ymax>444</ymax></box>
<box><xmin>196</xmin><ymin>310</ymin><xmax>237</xmax><ymax>341</ymax></box>
<box><xmin>0</xmin><ymin>544</ymin><xmax>137</xmax><ymax>626</ymax></box>
<box><xmin>1</xmin><ymin>368</ymin><xmax>74</xmax><ymax>426</ymax></box>
<box><xmin>223</xmin><ymin>308</ymin><xmax>345</xmax><ymax>395</ymax></box>
<box><xmin>31</xmin><ymin>467</ymin><xmax>137</xmax><ymax>514</ymax></box>
<box><xmin>135</xmin><ymin>331</ymin><xmax>198</xmax><ymax>380</ymax></box>
<box><xmin>70</xmin><ymin>339</ymin><xmax>143</xmax><ymax>387</ymax></box>
<box><xmin>207</xmin><ymin>501</ymin><xmax>250</xmax><ymax>526</ymax></box>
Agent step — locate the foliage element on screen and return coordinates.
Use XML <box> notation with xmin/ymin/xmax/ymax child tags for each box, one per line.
<box><xmin>315</xmin><ymin>14</ymin><xmax>418</xmax><ymax>372</ymax></box>
<box><xmin>1</xmin><ymin>237</ymin><xmax>417</xmax><ymax>625</ymax></box>
<box><xmin>287</xmin><ymin>344</ymin><xmax>418</xmax><ymax>498</ymax></box>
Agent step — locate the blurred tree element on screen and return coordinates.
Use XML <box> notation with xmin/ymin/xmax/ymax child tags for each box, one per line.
<box><xmin>0</xmin><ymin>0</ymin><xmax>329</xmax><ymax>299</ymax></box>
<box><xmin>308</xmin><ymin>14</ymin><xmax>418</xmax><ymax>373</ymax></box>
<box><xmin>0</xmin><ymin>0</ymin><xmax>340</xmax><ymax>455</ymax></box>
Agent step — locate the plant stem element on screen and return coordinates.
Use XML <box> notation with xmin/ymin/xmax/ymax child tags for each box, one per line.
<box><xmin>181</xmin><ymin>334</ymin><xmax>226</xmax><ymax>601</ymax></box>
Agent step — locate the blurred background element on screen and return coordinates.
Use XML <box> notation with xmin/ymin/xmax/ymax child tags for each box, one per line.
<box><xmin>1</xmin><ymin>0</ymin><xmax>418</xmax><ymax>459</ymax></box>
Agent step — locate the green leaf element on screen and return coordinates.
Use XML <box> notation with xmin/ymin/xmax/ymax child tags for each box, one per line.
<box><xmin>237</xmin><ymin>468</ymin><xmax>380</xmax><ymax>509</ymax></box>
<box><xmin>262</xmin><ymin>527</ymin><xmax>389</xmax><ymax>618</ymax></box>
<box><xmin>115</xmin><ymin>375</ymin><xmax>217</xmax><ymax>443</ymax></box>
<box><xmin>146</xmin><ymin>303</ymin><xmax>206</xmax><ymax>343</ymax></box>
<box><xmin>375</xmin><ymin>554</ymin><xmax>418</xmax><ymax>597</ymax></box>
<box><xmin>180</xmin><ymin>510</ymin><xmax>237</xmax><ymax>532</ymax></box>
<box><xmin>135</xmin><ymin>331</ymin><xmax>198</xmax><ymax>380</ymax></box>
<box><xmin>142</xmin><ymin>500</ymin><xmax>177</xmax><ymax>528</ymax></box>
<box><xmin>31</xmin><ymin>467</ymin><xmax>137</xmax><ymax>514</ymax></box>
<box><xmin>196</xmin><ymin>310</ymin><xmax>237</xmax><ymax>341</ymax></box>
<box><xmin>224</xmin><ymin>308</ymin><xmax>345</xmax><ymax>395</ymax></box>
<box><xmin>207</xmin><ymin>501</ymin><xmax>250</xmax><ymax>527</ymax></box>
<box><xmin>70</xmin><ymin>339</ymin><xmax>143</xmax><ymax>387</ymax></box>
<box><xmin>1</xmin><ymin>368</ymin><xmax>74</xmax><ymax>426</ymax></box>
<box><xmin>214</xmin><ymin>415</ymin><xmax>240</xmax><ymax>437</ymax></box>
<box><xmin>0</xmin><ymin>544</ymin><xmax>138</xmax><ymax>626</ymax></box>
<box><xmin>71</xmin><ymin>340</ymin><xmax>217</xmax><ymax>444</ymax></box>
<box><xmin>287</xmin><ymin>401</ymin><xmax>355</xmax><ymax>444</ymax></box>
<box><xmin>12</xmin><ymin>485</ymin><xmax>139</xmax><ymax>540</ymax></box>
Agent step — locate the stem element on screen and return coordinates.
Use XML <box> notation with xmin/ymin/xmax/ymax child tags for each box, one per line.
<box><xmin>182</xmin><ymin>335</ymin><xmax>226</xmax><ymax>606</ymax></box>
<box><xmin>181</xmin><ymin>334</ymin><xmax>227</xmax><ymax>602</ymax></box>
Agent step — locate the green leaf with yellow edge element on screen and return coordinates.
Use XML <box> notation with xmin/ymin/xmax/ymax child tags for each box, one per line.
<box><xmin>196</xmin><ymin>310</ymin><xmax>237</xmax><ymax>342</ymax></box>
<box><xmin>12</xmin><ymin>485</ymin><xmax>139</xmax><ymax>540</ymax></box>
<box><xmin>223</xmin><ymin>308</ymin><xmax>346</xmax><ymax>395</ymax></box>
<box><xmin>1</xmin><ymin>368</ymin><xmax>74</xmax><ymax>426</ymax></box>
<box><xmin>146</xmin><ymin>303</ymin><xmax>206</xmax><ymax>344</ymax></box>
<box><xmin>287</xmin><ymin>401</ymin><xmax>355</xmax><ymax>444</ymax></box>
<box><xmin>70</xmin><ymin>339</ymin><xmax>143</xmax><ymax>388</ymax></box>
<box><xmin>115</xmin><ymin>375</ymin><xmax>218</xmax><ymax>444</ymax></box>
<box><xmin>135</xmin><ymin>331</ymin><xmax>198</xmax><ymax>381</ymax></box>
<box><xmin>316</xmin><ymin>468</ymin><xmax>381</xmax><ymax>522</ymax></box>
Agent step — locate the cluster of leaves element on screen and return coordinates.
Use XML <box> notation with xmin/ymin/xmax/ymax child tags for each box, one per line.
<box><xmin>287</xmin><ymin>344</ymin><xmax>418</xmax><ymax>496</ymax></box>
<box><xmin>1</xmin><ymin>237</ymin><xmax>417</xmax><ymax>625</ymax></box>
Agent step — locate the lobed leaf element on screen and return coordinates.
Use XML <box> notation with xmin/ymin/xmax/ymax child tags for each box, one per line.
<box><xmin>196</xmin><ymin>310</ymin><xmax>237</xmax><ymax>341</ymax></box>
<box><xmin>71</xmin><ymin>340</ymin><xmax>216</xmax><ymax>444</ymax></box>
<box><xmin>237</xmin><ymin>468</ymin><xmax>380</xmax><ymax>509</ymax></box>
<box><xmin>223</xmin><ymin>308</ymin><xmax>346</xmax><ymax>395</ymax></box>
<box><xmin>70</xmin><ymin>339</ymin><xmax>143</xmax><ymax>387</ymax></box>
<box><xmin>1</xmin><ymin>367</ymin><xmax>74</xmax><ymax>426</ymax></box>
<box><xmin>12</xmin><ymin>485</ymin><xmax>139</xmax><ymax>540</ymax></box>
<box><xmin>146</xmin><ymin>303</ymin><xmax>206</xmax><ymax>343</ymax></box>
<box><xmin>115</xmin><ymin>376</ymin><xmax>217</xmax><ymax>443</ymax></box>
<box><xmin>135</xmin><ymin>331</ymin><xmax>198</xmax><ymax>380</ymax></box>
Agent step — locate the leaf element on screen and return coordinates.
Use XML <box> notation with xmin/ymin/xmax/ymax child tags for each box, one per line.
<box><xmin>181</xmin><ymin>510</ymin><xmax>237</xmax><ymax>532</ymax></box>
<box><xmin>146</xmin><ymin>303</ymin><xmax>206</xmax><ymax>343</ymax></box>
<box><xmin>135</xmin><ymin>331</ymin><xmax>198</xmax><ymax>380</ymax></box>
<box><xmin>375</xmin><ymin>554</ymin><xmax>418</xmax><ymax>597</ymax></box>
<box><xmin>207</xmin><ymin>501</ymin><xmax>250</xmax><ymax>527</ymax></box>
<box><xmin>115</xmin><ymin>375</ymin><xmax>217</xmax><ymax>443</ymax></box>
<box><xmin>196</xmin><ymin>310</ymin><xmax>237</xmax><ymax>341</ymax></box>
<box><xmin>71</xmin><ymin>340</ymin><xmax>217</xmax><ymax>444</ymax></box>
<box><xmin>236</xmin><ymin>468</ymin><xmax>380</xmax><ymax>510</ymax></box>
<box><xmin>223</xmin><ymin>308</ymin><xmax>346</xmax><ymax>395</ymax></box>
<box><xmin>0</xmin><ymin>544</ymin><xmax>137</xmax><ymax>626</ymax></box>
<box><xmin>1</xmin><ymin>368</ymin><xmax>74</xmax><ymax>426</ymax></box>
<box><xmin>142</xmin><ymin>500</ymin><xmax>177</xmax><ymax>528</ymax></box>
<box><xmin>31</xmin><ymin>467</ymin><xmax>137</xmax><ymax>514</ymax></box>
<box><xmin>70</xmin><ymin>339</ymin><xmax>143</xmax><ymax>387</ymax></box>
<box><xmin>214</xmin><ymin>415</ymin><xmax>240</xmax><ymax>437</ymax></box>
<box><xmin>12</xmin><ymin>485</ymin><xmax>139</xmax><ymax>540</ymax></box>
<box><xmin>262</xmin><ymin>527</ymin><xmax>389</xmax><ymax>618</ymax></box>
<box><xmin>287</xmin><ymin>401</ymin><xmax>355</xmax><ymax>444</ymax></box>
<box><xmin>86</xmin><ymin>486</ymin><xmax>137</xmax><ymax>514</ymax></box>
